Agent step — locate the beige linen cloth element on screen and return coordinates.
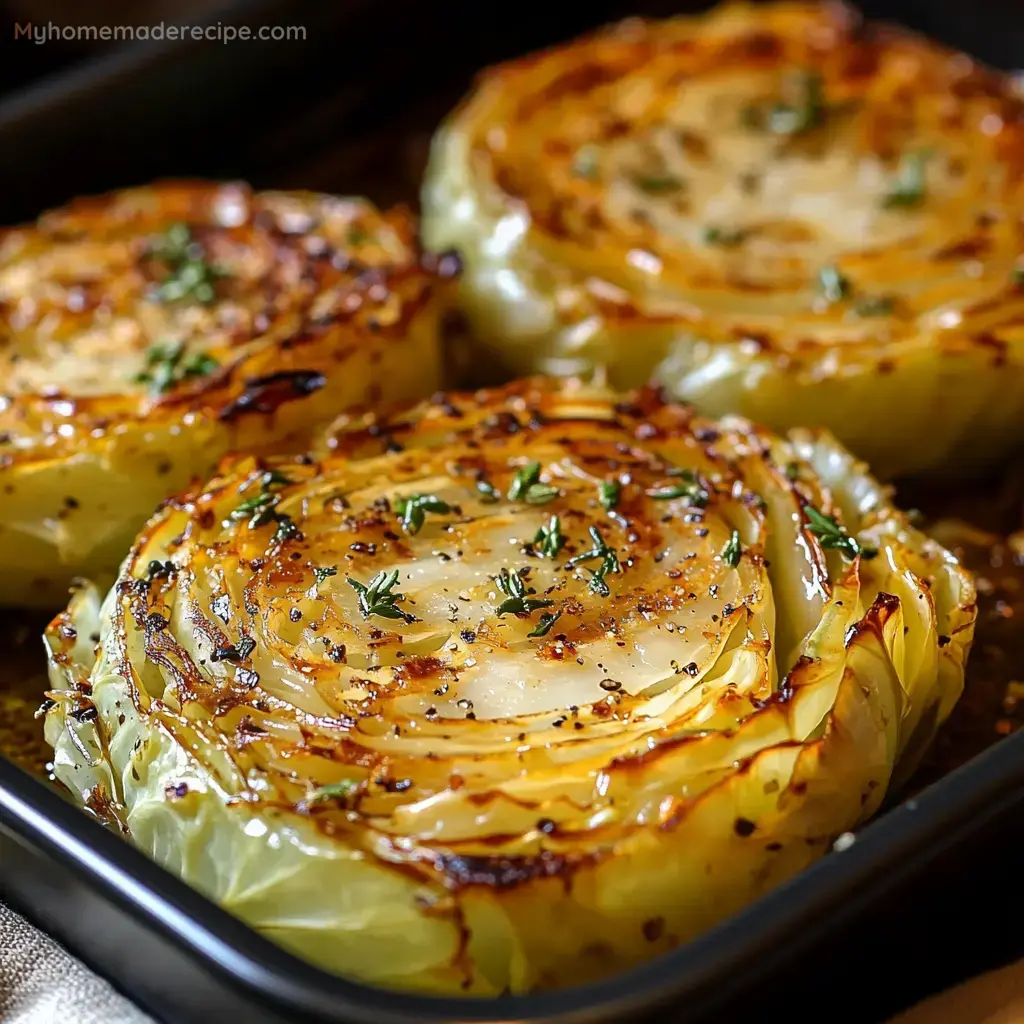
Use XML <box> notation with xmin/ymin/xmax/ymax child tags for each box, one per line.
<box><xmin>0</xmin><ymin>902</ymin><xmax>152</xmax><ymax>1023</ymax></box>
<box><xmin>0</xmin><ymin>894</ymin><xmax>1020</xmax><ymax>1022</ymax></box>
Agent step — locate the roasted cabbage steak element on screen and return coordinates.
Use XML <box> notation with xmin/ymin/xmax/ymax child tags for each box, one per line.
<box><xmin>44</xmin><ymin>378</ymin><xmax>976</xmax><ymax>995</ymax></box>
<box><xmin>0</xmin><ymin>182</ymin><xmax>453</xmax><ymax>606</ymax></box>
<box><xmin>422</xmin><ymin>1</ymin><xmax>1024</xmax><ymax>478</ymax></box>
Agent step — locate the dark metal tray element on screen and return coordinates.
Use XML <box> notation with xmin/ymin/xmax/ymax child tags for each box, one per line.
<box><xmin>1</xmin><ymin>2</ymin><xmax>1024</xmax><ymax>1022</ymax></box>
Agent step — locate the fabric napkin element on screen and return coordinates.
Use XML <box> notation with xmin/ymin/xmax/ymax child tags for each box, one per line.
<box><xmin>0</xmin><ymin>902</ymin><xmax>152</xmax><ymax>1024</ymax></box>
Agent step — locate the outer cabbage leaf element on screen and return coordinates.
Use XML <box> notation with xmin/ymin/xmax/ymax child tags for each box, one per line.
<box><xmin>421</xmin><ymin>1</ymin><xmax>1024</xmax><ymax>479</ymax></box>
<box><xmin>44</xmin><ymin>378</ymin><xmax>976</xmax><ymax>995</ymax></box>
<box><xmin>0</xmin><ymin>182</ymin><xmax>454</xmax><ymax>606</ymax></box>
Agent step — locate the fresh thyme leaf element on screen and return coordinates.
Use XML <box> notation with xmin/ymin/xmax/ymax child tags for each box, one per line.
<box><xmin>523</xmin><ymin>483</ymin><xmax>560</xmax><ymax>504</ymax></box>
<box><xmin>632</xmin><ymin>172</ymin><xmax>683</xmax><ymax>193</ymax></box>
<box><xmin>150</xmin><ymin>223</ymin><xmax>225</xmax><ymax>305</ymax></box>
<box><xmin>313</xmin><ymin>566</ymin><xmax>338</xmax><ymax>586</ymax></box>
<box><xmin>149</xmin><ymin>222</ymin><xmax>192</xmax><ymax>262</ymax></box>
<box><xmin>476</xmin><ymin>480</ymin><xmax>501</xmax><ymax>503</ymax></box>
<box><xmin>647</xmin><ymin>469</ymin><xmax>709</xmax><ymax>507</ymax></box>
<box><xmin>817</xmin><ymin>265</ymin><xmax>851</xmax><ymax>304</ymax></box>
<box><xmin>308</xmin><ymin>779</ymin><xmax>358</xmax><ymax>803</ymax></box>
<box><xmin>572</xmin><ymin>145</ymin><xmax>600</xmax><ymax>179</ymax></box>
<box><xmin>271</xmin><ymin>513</ymin><xmax>301</xmax><ymax>544</ymax></box>
<box><xmin>260</xmin><ymin>470</ymin><xmax>292</xmax><ymax>489</ymax></box>
<box><xmin>702</xmin><ymin>225</ymin><xmax>749</xmax><ymax>247</ymax></box>
<box><xmin>228</xmin><ymin>470</ymin><xmax>298</xmax><ymax>535</ymax></box>
<box><xmin>508</xmin><ymin>462</ymin><xmax>541</xmax><ymax>501</ymax></box>
<box><xmin>854</xmin><ymin>295</ymin><xmax>897</xmax><ymax>317</ymax></box>
<box><xmin>804</xmin><ymin>504</ymin><xmax>863</xmax><ymax>560</ymax></box>
<box><xmin>229</xmin><ymin>491</ymin><xmax>278</xmax><ymax>527</ymax></box>
<box><xmin>533</xmin><ymin>515</ymin><xmax>565</xmax><ymax>559</ymax></box>
<box><xmin>134</xmin><ymin>340</ymin><xmax>218</xmax><ymax>394</ymax></box>
<box><xmin>566</xmin><ymin>526</ymin><xmax>620</xmax><ymax>595</ymax></box>
<box><xmin>181</xmin><ymin>352</ymin><xmax>219</xmax><ymax>378</ymax></box>
<box><xmin>765</xmin><ymin>70</ymin><xmax>826</xmax><ymax>136</ymax></box>
<box><xmin>347</xmin><ymin>569</ymin><xmax>414</xmax><ymax>623</ymax></box>
<box><xmin>598</xmin><ymin>479</ymin><xmax>621</xmax><ymax>511</ymax></box>
<box><xmin>581</xmin><ymin>569</ymin><xmax>605</xmax><ymax>597</ymax></box>
<box><xmin>528</xmin><ymin>610</ymin><xmax>562</xmax><ymax>638</ymax></box>
<box><xmin>493</xmin><ymin>567</ymin><xmax>555</xmax><ymax>617</ymax></box>
<box><xmin>882</xmin><ymin>150</ymin><xmax>929</xmax><ymax>209</ymax></box>
<box><xmin>508</xmin><ymin>462</ymin><xmax>559</xmax><ymax>504</ymax></box>
<box><xmin>565</xmin><ymin>526</ymin><xmax>608</xmax><ymax>568</ymax></box>
<box><xmin>396</xmin><ymin>494</ymin><xmax>452</xmax><ymax>535</ymax></box>
<box><xmin>721</xmin><ymin>530</ymin><xmax>742</xmax><ymax>568</ymax></box>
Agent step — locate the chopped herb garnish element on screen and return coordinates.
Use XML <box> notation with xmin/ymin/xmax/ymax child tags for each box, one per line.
<box><xmin>804</xmin><ymin>505</ymin><xmax>867</xmax><ymax>560</ymax></box>
<box><xmin>854</xmin><ymin>295</ymin><xmax>896</xmax><ymax>317</ymax></box>
<box><xmin>347</xmin><ymin>569</ymin><xmax>414</xmax><ymax>623</ymax></box>
<box><xmin>261</xmin><ymin>470</ymin><xmax>292</xmax><ymax>489</ymax></box>
<box><xmin>347</xmin><ymin>226</ymin><xmax>367</xmax><ymax>246</ymax></box>
<box><xmin>308</xmin><ymin>779</ymin><xmax>358</xmax><ymax>803</ymax></box>
<box><xmin>150</xmin><ymin>223</ymin><xmax>226</xmax><ymax>304</ymax></box>
<box><xmin>572</xmin><ymin>145</ymin><xmax>600</xmax><ymax>179</ymax></box>
<box><xmin>508</xmin><ymin>462</ymin><xmax>559</xmax><ymax>504</ymax></box>
<box><xmin>784</xmin><ymin>461</ymin><xmax>802</xmax><ymax>481</ymax></box>
<box><xmin>817</xmin><ymin>265</ymin><xmax>851</xmax><ymax>304</ymax></box>
<box><xmin>150</xmin><ymin>222</ymin><xmax>192</xmax><ymax>263</ymax></box>
<box><xmin>476</xmin><ymin>480</ymin><xmax>501</xmax><ymax>503</ymax></box>
<box><xmin>396</xmin><ymin>494</ymin><xmax>452</xmax><ymax>535</ymax></box>
<box><xmin>720</xmin><ymin>530</ymin><xmax>742</xmax><ymax>568</ymax></box>
<box><xmin>523</xmin><ymin>483</ymin><xmax>559</xmax><ymax>504</ymax></box>
<box><xmin>493</xmin><ymin>567</ymin><xmax>555</xmax><ymax>617</ymax></box>
<box><xmin>647</xmin><ymin>469</ymin><xmax>709</xmax><ymax>507</ymax></box>
<box><xmin>1011</xmin><ymin>264</ymin><xmax>1024</xmax><ymax>287</ymax></box>
<box><xmin>746</xmin><ymin>70</ymin><xmax>827</xmax><ymax>136</ymax></box>
<box><xmin>882</xmin><ymin>151</ymin><xmax>929</xmax><ymax>209</ymax></box>
<box><xmin>534</xmin><ymin>515</ymin><xmax>565</xmax><ymax>559</ymax></box>
<box><xmin>133</xmin><ymin>341</ymin><xmax>219</xmax><ymax>394</ymax></box>
<box><xmin>313</xmin><ymin>566</ymin><xmax>338</xmax><ymax>586</ymax></box>
<box><xmin>228</xmin><ymin>470</ymin><xmax>296</xmax><ymax>532</ymax></box>
<box><xmin>528</xmin><ymin>610</ymin><xmax>562</xmax><ymax>638</ymax></box>
<box><xmin>768</xmin><ymin>71</ymin><xmax>826</xmax><ymax>134</ymax></box>
<box><xmin>566</xmin><ymin>525</ymin><xmax>620</xmax><ymax>596</ymax></box>
<box><xmin>225</xmin><ymin>472</ymin><xmax>300</xmax><ymax>544</ymax></box>
<box><xmin>272</xmin><ymin>513</ymin><xmax>301</xmax><ymax>544</ymax></box>
<box><xmin>598</xmin><ymin>479</ymin><xmax>621</xmax><ymax>511</ymax></box>
<box><xmin>702</xmin><ymin>225</ymin><xmax>749</xmax><ymax>247</ymax></box>
<box><xmin>508</xmin><ymin>462</ymin><xmax>540</xmax><ymax>501</ymax></box>
<box><xmin>632</xmin><ymin>171</ymin><xmax>683</xmax><ymax>193</ymax></box>
<box><xmin>229</xmin><ymin>490</ymin><xmax>279</xmax><ymax>528</ymax></box>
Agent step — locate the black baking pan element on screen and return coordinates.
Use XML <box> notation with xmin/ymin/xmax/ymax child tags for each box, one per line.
<box><xmin>3</xmin><ymin>732</ymin><xmax>1023</xmax><ymax>1024</ymax></box>
<box><xmin>1</xmin><ymin>1</ymin><xmax>1024</xmax><ymax>1022</ymax></box>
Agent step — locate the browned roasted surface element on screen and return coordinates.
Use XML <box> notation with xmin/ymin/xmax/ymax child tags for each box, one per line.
<box><xmin>4</xmin><ymin>472</ymin><xmax>1018</xmax><ymax>796</ymax></box>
